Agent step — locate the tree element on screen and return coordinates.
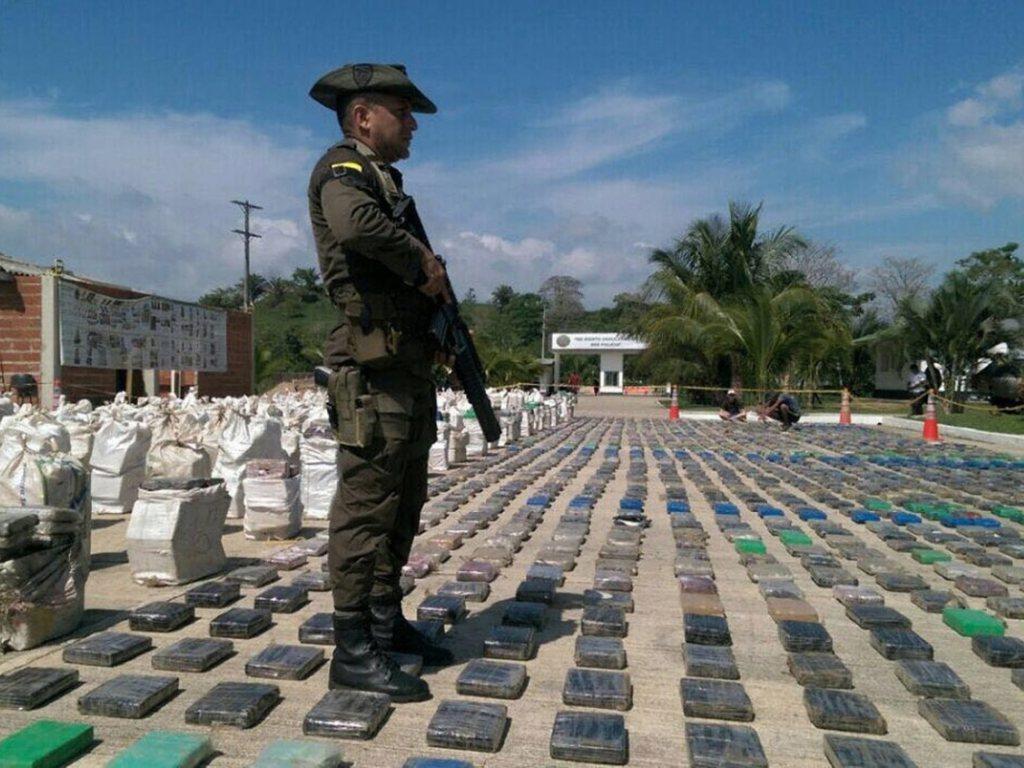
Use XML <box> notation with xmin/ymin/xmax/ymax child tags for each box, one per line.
<box><xmin>866</xmin><ymin>256</ymin><xmax>934</xmax><ymax>319</ymax></box>
<box><xmin>463</xmin><ymin>287</ymin><xmax>478</xmax><ymax>305</ymax></box>
<box><xmin>895</xmin><ymin>271</ymin><xmax>1019</xmax><ymax>406</ymax></box>
<box><xmin>502</xmin><ymin>292</ymin><xmax>544</xmax><ymax>349</ymax></box>
<box><xmin>260</xmin><ymin>276</ymin><xmax>295</xmax><ymax>307</ymax></box>
<box><xmin>291</xmin><ymin>267</ymin><xmax>322</xmax><ymax>301</ymax></box>
<box><xmin>956</xmin><ymin>243</ymin><xmax>1023</xmax><ymax>315</ymax></box>
<box><xmin>491</xmin><ymin>284</ymin><xmax>515</xmax><ymax>310</ymax></box>
<box><xmin>539</xmin><ymin>275</ymin><xmax>585</xmax><ymax>332</ymax></box>
<box><xmin>648</xmin><ymin>201</ymin><xmax>808</xmax><ymax>301</ymax></box>
<box><xmin>645</xmin><ymin>201</ymin><xmax>811</xmax><ymax>388</ymax></box>
<box><xmin>776</xmin><ymin>242</ymin><xmax>856</xmax><ymax>293</ymax></box>
<box><xmin>198</xmin><ymin>273</ymin><xmax>268</xmax><ymax>310</ymax></box>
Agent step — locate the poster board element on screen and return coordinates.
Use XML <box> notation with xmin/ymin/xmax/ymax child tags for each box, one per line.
<box><xmin>58</xmin><ymin>279</ymin><xmax>227</xmax><ymax>371</ymax></box>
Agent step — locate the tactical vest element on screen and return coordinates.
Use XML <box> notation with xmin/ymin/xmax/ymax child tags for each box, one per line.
<box><xmin>308</xmin><ymin>140</ymin><xmax>437</xmax><ymax>373</ymax></box>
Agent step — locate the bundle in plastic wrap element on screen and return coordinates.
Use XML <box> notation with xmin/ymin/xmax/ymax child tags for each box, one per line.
<box><xmin>0</xmin><ymin>506</ymin><xmax>87</xmax><ymax>651</ymax></box>
<box><xmin>0</xmin><ymin>666</ymin><xmax>79</xmax><ymax>710</ymax></box>
<box><xmin>448</xmin><ymin>428</ymin><xmax>469</xmax><ymax>465</ymax></box>
<box><xmin>212</xmin><ymin>411</ymin><xmax>285</xmax><ymax>519</ymax></box>
<box><xmin>429</xmin><ymin>422</ymin><xmax>450</xmax><ymax>475</ymax></box>
<box><xmin>300</xmin><ymin>421</ymin><xmax>336</xmax><ymax>520</ymax></box>
<box><xmin>126</xmin><ymin>479</ymin><xmax>230</xmax><ymax>585</ymax></box>
<box><xmin>243</xmin><ymin>461</ymin><xmax>301</xmax><ymax>540</ymax></box>
<box><xmin>77</xmin><ymin>674</ymin><xmax>179</xmax><ymax>719</ymax></box>
<box><xmin>303</xmin><ymin>689</ymin><xmax>392</xmax><ymax>740</ymax></box>
<box><xmin>90</xmin><ymin>418</ymin><xmax>152</xmax><ymax>514</ymax></box>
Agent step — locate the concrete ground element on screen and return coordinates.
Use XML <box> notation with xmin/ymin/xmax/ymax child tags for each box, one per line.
<box><xmin>2</xmin><ymin>393</ymin><xmax>1023</xmax><ymax>766</ymax></box>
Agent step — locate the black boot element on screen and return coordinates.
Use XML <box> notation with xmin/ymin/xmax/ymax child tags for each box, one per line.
<box><xmin>330</xmin><ymin>610</ymin><xmax>430</xmax><ymax>702</ymax></box>
<box><xmin>370</xmin><ymin>599</ymin><xmax>455</xmax><ymax>666</ymax></box>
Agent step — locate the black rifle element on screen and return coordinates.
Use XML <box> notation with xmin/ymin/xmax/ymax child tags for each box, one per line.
<box><xmin>393</xmin><ymin>195</ymin><xmax>502</xmax><ymax>443</ymax></box>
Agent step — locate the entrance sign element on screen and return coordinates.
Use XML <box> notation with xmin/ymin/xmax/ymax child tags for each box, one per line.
<box><xmin>551</xmin><ymin>333</ymin><xmax>646</xmax><ymax>352</ymax></box>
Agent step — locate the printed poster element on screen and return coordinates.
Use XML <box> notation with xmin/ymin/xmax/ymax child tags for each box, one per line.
<box><xmin>58</xmin><ymin>279</ymin><xmax>228</xmax><ymax>371</ymax></box>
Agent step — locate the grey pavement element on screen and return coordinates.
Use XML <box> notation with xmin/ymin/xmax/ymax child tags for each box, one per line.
<box><xmin>1</xmin><ymin>393</ymin><xmax>1023</xmax><ymax>766</ymax></box>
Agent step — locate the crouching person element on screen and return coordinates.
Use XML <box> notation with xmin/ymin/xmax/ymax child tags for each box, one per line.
<box><xmin>759</xmin><ymin>391</ymin><xmax>801</xmax><ymax>431</ymax></box>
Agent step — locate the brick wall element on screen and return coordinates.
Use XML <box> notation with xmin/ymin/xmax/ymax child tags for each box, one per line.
<box><xmin>157</xmin><ymin>369</ymin><xmax>197</xmax><ymax>395</ymax></box>
<box><xmin>0</xmin><ymin>274</ymin><xmax>42</xmax><ymax>392</ymax></box>
<box><xmin>196</xmin><ymin>310</ymin><xmax>253</xmax><ymax>397</ymax></box>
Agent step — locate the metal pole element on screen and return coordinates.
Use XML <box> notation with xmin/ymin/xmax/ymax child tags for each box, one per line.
<box><xmin>243</xmin><ymin>205</ymin><xmax>250</xmax><ymax>309</ymax></box>
<box><xmin>540</xmin><ymin>305</ymin><xmax>546</xmax><ymax>359</ymax></box>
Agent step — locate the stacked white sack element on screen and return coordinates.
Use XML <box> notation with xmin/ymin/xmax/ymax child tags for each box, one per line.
<box><xmin>213</xmin><ymin>409</ymin><xmax>285</xmax><ymax>519</ymax></box>
<box><xmin>243</xmin><ymin>459</ymin><xmax>301</xmax><ymax>539</ymax></box>
<box><xmin>0</xmin><ymin>506</ymin><xmax>88</xmax><ymax>651</ymax></box>
<box><xmin>463</xmin><ymin>409</ymin><xmax>488</xmax><ymax>458</ymax></box>
<box><xmin>90</xmin><ymin>418</ymin><xmax>151</xmax><ymax>514</ymax></box>
<box><xmin>428</xmin><ymin>417</ymin><xmax>450</xmax><ymax>474</ymax></box>
<box><xmin>299</xmin><ymin>421</ymin><xmax>336</xmax><ymax>520</ymax></box>
<box><xmin>126</xmin><ymin>478</ymin><xmax>230</xmax><ymax>585</ymax></box>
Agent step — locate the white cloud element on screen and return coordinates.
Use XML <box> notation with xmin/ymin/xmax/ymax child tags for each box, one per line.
<box><xmin>927</xmin><ymin>67</ymin><xmax>1024</xmax><ymax>206</ymax></box>
<box><xmin>484</xmin><ymin>79</ymin><xmax>790</xmax><ymax>183</ymax></box>
<box><xmin>0</xmin><ymin>77</ymin><xmax>793</xmax><ymax>307</ymax></box>
<box><xmin>947</xmin><ymin>98</ymin><xmax>993</xmax><ymax>128</ymax></box>
<box><xmin>0</xmin><ymin>99</ymin><xmax>315</xmax><ymax>299</ymax></box>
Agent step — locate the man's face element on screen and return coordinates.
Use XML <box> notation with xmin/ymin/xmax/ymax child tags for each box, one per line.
<box><xmin>360</xmin><ymin>94</ymin><xmax>417</xmax><ymax>162</ymax></box>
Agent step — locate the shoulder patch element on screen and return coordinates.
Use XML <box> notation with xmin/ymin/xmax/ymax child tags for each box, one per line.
<box><xmin>330</xmin><ymin>161</ymin><xmax>364</xmax><ymax>177</ymax></box>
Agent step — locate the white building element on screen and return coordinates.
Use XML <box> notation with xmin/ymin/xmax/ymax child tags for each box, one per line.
<box><xmin>550</xmin><ymin>332</ymin><xmax>647</xmax><ymax>394</ymax></box>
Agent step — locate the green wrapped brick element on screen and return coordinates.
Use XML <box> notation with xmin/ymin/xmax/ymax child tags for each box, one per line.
<box><xmin>0</xmin><ymin>720</ymin><xmax>93</xmax><ymax>768</ymax></box>
<box><xmin>735</xmin><ymin>539</ymin><xmax>766</xmax><ymax>556</ymax></box>
<box><xmin>864</xmin><ymin>499</ymin><xmax>892</xmax><ymax>513</ymax></box>
<box><xmin>108</xmin><ymin>731</ymin><xmax>213</xmax><ymax>768</ymax></box>
<box><xmin>912</xmin><ymin>549</ymin><xmax>951</xmax><ymax>565</ymax></box>
<box><xmin>943</xmin><ymin>608</ymin><xmax>1006</xmax><ymax>638</ymax></box>
<box><xmin>251</xmin><ymin>739</ymin><xmax>343</xmax><ymax>768</ymax></box>
<box><xmin>779</xmin><ymin>531</ymin><xmax>813</xmax><ymax>548</ymax></box>
<box><xmin>993</xmin><ymin>506</ymin><xmax>1024</xmax><ymax>524</ymax></box>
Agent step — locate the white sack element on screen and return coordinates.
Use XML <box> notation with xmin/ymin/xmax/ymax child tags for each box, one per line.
<box><xmin>243</xmin><ymin>475</ymin><xmax>301</xmax><ymax>540</ymax></box>
<box><xmin>127</xmin><ymin>482</ymin><xmax>230</xmax><ymax>585</ymax></box>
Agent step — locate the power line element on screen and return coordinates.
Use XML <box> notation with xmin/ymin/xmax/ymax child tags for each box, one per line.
<box><xmin>231</xmin><ymin>199</ymin><xmax>262</xmax><ymax>310</ymax></box>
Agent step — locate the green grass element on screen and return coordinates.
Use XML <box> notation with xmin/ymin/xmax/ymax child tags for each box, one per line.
<box><xmin>930</xmin><ymin>411</ymin><xmax>1024</xmax><ymax>435</ymax></box>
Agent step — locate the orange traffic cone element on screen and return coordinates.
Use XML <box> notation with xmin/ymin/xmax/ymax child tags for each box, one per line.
<box><xmin>922</xmin><ymin>391</ymin><xmax>940</xmax><ymax>442</ymax></box>
<box><xmin>668</xmin><ymin>386</ymin><xmax>680</xmax><ymax>420</ymax></box>
<box><xmin>839</xmin><ymin>388</ymin><xmax>852</xmax><ymax>425</ymax></box>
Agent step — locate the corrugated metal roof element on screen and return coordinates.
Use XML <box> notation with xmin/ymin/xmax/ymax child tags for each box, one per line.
<box><xmin>0</xmin><ymin>253</ymin><xmax>52</xmax><ymax>276</ymax></box>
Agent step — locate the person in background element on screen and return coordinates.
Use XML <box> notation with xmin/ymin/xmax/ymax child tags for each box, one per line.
<box><xmin>718</xmin><ymin>388</ymin><xmax>746</xmax><ymax>422</ymax></box>
<box><xmin>906</xmin><ymin>363</ymin><xmax>928</xmax><ymax>416</ymax></box>
<box><xmin>759</xmin><ymin>391</ymin><xmax>801</xmax><ymax>431</ymax></box>
<box><xmin>568</xmin><ymin>371</ymin><xmax>581</xmax><ymax>394</ymax></box>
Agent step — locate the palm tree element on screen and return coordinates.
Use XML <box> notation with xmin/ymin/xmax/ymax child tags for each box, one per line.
<box><xmin>896</xmin><ymin>272</ymin><xmax>1019</xmax><ymax>407</ymax></box>
<box><xmin>260</xmin><ymin>277</ymin><xmax>295</xmax><ymax>307</ymax></box>
<box><xmin>640</xmin><ymin>271</ymin><xmax>847</xmax><ymax>395</ymax></box>
<box><xmin>707</xmin><ymin>286</ymin><xmax>841</xmax><ymax>392</ymax></box>
<box><xmin>645</xmin><ymin>202</ymin><xmax>811</xmax><ymax>389</ymax></box>
<box><xmin>648</xmin><ymin>202</ymin><xmax>807</xmax><ymax>300</ymax></box>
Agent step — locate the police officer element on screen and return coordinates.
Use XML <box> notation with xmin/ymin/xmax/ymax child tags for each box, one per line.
<box><xmin>307</xmin><ymin>63</ymin><xmax>452</xmax><ymax>702</ymax></box>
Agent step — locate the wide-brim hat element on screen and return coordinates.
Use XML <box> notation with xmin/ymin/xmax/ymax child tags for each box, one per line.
<box><xmin>309</xmin><ymin>63</ymin><xmax>437</xmax><ymax>113</ymax></box>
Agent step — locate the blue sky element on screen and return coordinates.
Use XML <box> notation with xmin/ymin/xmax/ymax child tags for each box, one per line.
<box><xmin>0</xmin><ymin>1</ymin><xmax>1021</xmax><ymax>306</ymax></box>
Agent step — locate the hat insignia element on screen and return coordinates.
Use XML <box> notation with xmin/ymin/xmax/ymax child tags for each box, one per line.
<box><xmin>353</xmin><ymin>64</ymin><xmax>374</xmax><ymax>88</ymax></box>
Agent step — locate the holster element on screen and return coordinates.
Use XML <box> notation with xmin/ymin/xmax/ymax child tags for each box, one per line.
<box><xmin>328</xmin><ymin>367</ymin><xmax>377</xmax><ymax>448</ymax></box>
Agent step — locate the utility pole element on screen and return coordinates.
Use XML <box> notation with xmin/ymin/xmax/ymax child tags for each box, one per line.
<box><xmin>540</xmin><ymin>304</ymin><xmax>547</xmax><ymax>359</ymax></box>
<box><xmin>231</xmin><ymin>199</ymin><xmax>262</xmax><ymax>310</ymax></box>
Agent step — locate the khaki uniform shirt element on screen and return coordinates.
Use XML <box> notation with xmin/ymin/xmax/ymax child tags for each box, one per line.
<box><xmin>308</xmin><ymin>138</ymin><xmax>435</xmax><ymax>372</ymax></box>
